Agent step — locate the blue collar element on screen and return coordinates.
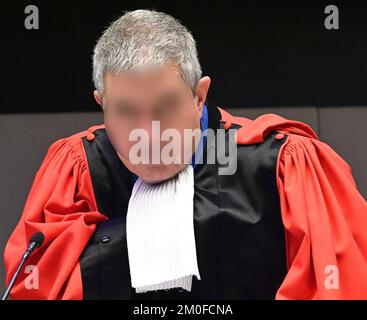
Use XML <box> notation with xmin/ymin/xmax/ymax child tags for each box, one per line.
<box><xmin>190</xmin><ymin>102</ymin><xmax>208</xmax><ymax>170</ymax></box>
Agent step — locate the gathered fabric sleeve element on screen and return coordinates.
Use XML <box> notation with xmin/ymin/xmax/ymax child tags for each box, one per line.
<box><xmin>3</xmin><ymin>137</ymin><xmax>108</xmax><ymax>300</ymax></box>
<box><xmin>275</xmin><ymin>134</ymin><xmax>367</xmax><ymax>299</ymax></box>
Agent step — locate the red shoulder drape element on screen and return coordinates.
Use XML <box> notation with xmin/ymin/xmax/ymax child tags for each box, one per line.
<box><xmin>275</xmin><ymin>133</ymin><xmax>367</xmax><ymax>299</ymax></box>
<box><xmin>220</xmin><ymin>109</ymin><xmax>367</xmax><ymax>299</ymax></box>
<box><xmin>3</xmin><ymin>134</ymin><xmax>108</xmax><ymax>299</ymax></box>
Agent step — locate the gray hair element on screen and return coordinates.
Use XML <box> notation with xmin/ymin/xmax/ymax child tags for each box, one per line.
<box><xmin>92</xmin><ymin>9</ymin><xmax>202</xmax><ymax>95</ymax></box>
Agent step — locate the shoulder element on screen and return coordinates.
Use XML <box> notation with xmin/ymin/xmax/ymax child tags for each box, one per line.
<box><xmin>217</xmin><ymin>107</ymin><xmax>337</xmax><ymax>165</ymax></box>
<box><xmin>43</xmin><ymin>124</ymin><xmax>105</xmax><ymax>169</ymax></box>
<box><xmin>51</xmin><ymin>124</ymin><xmax>105</xmax><ymax>146</ymax></box>
<box><xmin>218</xmin><ymin>108</ymin><xmax>318</xmax><ymax>145</ymax></box>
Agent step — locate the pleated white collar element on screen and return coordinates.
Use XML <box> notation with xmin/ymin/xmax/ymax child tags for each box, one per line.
<box><xmin>126</xmin><ymin>164</ymin><xmax>201</xmax><ymax>293</ymax></box>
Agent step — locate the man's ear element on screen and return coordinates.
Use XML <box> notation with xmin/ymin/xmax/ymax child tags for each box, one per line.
<box><xmin>93</xmin><ymin>90</ymin><xmax>104</xmax><ymax>109</ymax></box>
<box><xmin>195</xmin><ymin>76</ymin><xmax>211</xmax><ymax>114</ymax></box>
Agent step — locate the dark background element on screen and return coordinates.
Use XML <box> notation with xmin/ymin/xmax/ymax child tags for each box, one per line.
<box><xmin>0</xmin><ymin>1</ymin><xmax>366</xmax><ymax>113</ymax></box>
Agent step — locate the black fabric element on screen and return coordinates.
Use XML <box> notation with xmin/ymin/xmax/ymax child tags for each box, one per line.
<box><xmin>81</xmin><ymin>129</ymin><xmax>136</xmax><ymax>220</ymax></box>
<box><xmin>79</xmin><ymin>99</ymin><xmax>288</xmax><ymax>299</ymax></box>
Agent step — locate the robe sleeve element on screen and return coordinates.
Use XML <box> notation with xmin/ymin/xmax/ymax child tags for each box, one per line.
<box><xmin>3</xmin><ymin>137</ymin><xmax>108</xmax><ymax>300</ymax></box>
<box><xmin>275</xmin><ymin>133</ymin><xmax>367</xmax><ymax>299</ymax></box>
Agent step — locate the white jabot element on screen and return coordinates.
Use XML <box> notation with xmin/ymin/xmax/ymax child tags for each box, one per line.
<box><xmin>126</xmin><ymin>164</ymin><xmax>201</xmax><ymax>293</ymax></box>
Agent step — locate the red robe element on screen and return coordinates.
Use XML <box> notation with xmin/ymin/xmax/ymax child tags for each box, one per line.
<box><xmin>4</xmin><ymin>110</ymin><xmax>367</xmax><ymax>299</ymax></box>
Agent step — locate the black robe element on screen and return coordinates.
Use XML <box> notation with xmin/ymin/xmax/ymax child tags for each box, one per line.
<box><xmin>79</xmin><ymin>100</ymin><xmax>287</xmax><ymax>299</ymax></box>
<box><xmin>5</xmin><ymin>99</ymin><xmax>367</xmax><ymax>299</ymax></box>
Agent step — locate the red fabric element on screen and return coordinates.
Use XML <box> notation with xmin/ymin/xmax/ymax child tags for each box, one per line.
<box><xmin>276</xmin><ymin>133</ymin><xmax>367</xmax><ymax>299</ymax></box>
<box><xmin>3</xmin><ymin>131</ymin><xmax>108</xmax><ymax>299</ymax></box>
<box><xmin>222</xmin><ymin>110</ymin><xmax>367</xmax><ymax>299</ymax></box>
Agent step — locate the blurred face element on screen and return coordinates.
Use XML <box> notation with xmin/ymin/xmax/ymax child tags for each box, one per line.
<box><xmin>94</xmin><ymin>64</ymin><xmax>211</xmax><ymax>183</ymax></box>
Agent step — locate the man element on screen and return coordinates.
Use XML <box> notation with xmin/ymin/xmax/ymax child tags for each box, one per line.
<box><xmin>4</xmin><ymin>9</ymin><xmax>367</xmax><ymax>300</ymax></box>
